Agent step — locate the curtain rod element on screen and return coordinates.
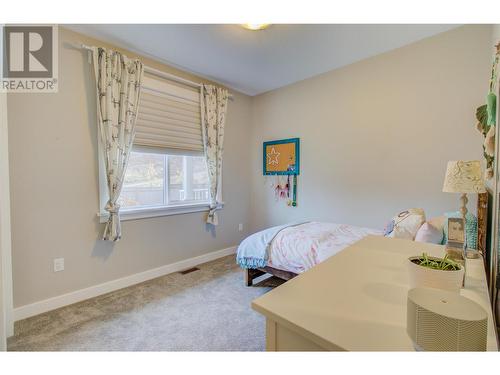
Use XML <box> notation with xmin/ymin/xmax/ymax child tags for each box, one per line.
<box><xmin>79</xmin><ymin>43</ymin><xmax>234</xmax><ymax>100</ymax></box>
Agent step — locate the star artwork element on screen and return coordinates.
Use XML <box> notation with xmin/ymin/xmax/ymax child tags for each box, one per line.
<box><xmin>267</xmin><ymin>147</ymin><xmax>280</xmax><ymax>165</ymax></box>
<box><xmin>263</xmin><ymin>138</ymin><xmax>299</xmax><ymax>176</ymax></box>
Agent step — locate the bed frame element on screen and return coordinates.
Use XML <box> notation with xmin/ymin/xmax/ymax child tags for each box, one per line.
<box><xmin>245</xmin><ymin>266</ymin><xmax>297</xmax><ymax>286</ymax></box>
<box><xmin>245</xmin><ymin>192</ymin><xmax>491</xmax><ymax>287</ymax></box>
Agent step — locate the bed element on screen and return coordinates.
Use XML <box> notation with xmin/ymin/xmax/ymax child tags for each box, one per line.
<box><xmin>238</xmin><ymin>193</ymin><xmax>490</xmax><ymax>287</ymax></box>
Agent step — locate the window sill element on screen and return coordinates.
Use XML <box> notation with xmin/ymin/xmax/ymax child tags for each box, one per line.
<box><xmin>97</xmin><ymin>202</ymin><xmax>224</xmax><ymax>223</ymax></box>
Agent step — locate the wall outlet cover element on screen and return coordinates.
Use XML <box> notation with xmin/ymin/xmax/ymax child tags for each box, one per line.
<box><xmin>54</xmin><ymin>258</ymin><xmax>64</xmax><ymax>272</ymax></box>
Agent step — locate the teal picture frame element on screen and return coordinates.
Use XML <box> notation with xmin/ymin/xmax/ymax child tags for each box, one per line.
<box><xmin>263</xmin><ymin>138</ymin><xmax>300</xmax><ymax>175</ymax></box>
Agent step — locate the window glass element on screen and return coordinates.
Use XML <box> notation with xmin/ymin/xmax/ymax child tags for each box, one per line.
<box><xmin>168</xmin><ymin>155</ymin><xmax>185</xmax><ymax>203</ymax></box>
<box><xmin>192</xmin><ymin>157</ymin><xmax>210</xmax><ymax>202</ymax></box>
<box><xmin>119</xmin><ymin>151</ymin><xmax>210</xmax><ymax>210</ymax></box>
<box><xmin>119</xmin><ymin>152</ymin><xmax>165</xmax><ymax>208</ymax></box>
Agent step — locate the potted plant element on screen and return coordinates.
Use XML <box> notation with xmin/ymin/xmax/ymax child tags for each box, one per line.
<box><xmin>408</xmin><ymin>253</ymin><xmax>464</xmax><ymax>293</ymax></box>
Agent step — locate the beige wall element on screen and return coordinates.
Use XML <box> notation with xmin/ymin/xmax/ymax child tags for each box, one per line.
<box><xmin>0</xmin><ymin>92</ymin><xmax>9</xmax><ymax>348</ymax></box>
<box><xmin>7</xmin><ymin>27</ymin><xmax>253</xmax><ymax>308</ymax></box>
<box><xmin>493</xmin><ymin>24</ymin><xmax>500</xmax><ymax>43</ymax></box>
<box><xmin>249</xmin><ymin>25</ymin><xmax>492</xmax><ymax>231</ymax></box>
<box><xmin>0</xmin><ymin>252</ymin><xmax>4</xmax><ymax>349</ymax></box>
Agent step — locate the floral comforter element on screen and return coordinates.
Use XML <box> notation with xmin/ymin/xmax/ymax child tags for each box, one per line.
<box><xmin>265</xmin><ymin>222</ymin><xmax>382</xmax><ymax>274</ymax></box>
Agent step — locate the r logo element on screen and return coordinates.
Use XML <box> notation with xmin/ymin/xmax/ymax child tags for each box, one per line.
<box><xmin>3</xmin><ymin>26</ymin><xmax>53</xmax><ymax>78</ymax></box>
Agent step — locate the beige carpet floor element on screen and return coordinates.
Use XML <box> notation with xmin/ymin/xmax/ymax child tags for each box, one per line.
<box><xmin>7</xmin><ymin>255</ymin><xmax>283</xmax><ymax>351</ymax></box>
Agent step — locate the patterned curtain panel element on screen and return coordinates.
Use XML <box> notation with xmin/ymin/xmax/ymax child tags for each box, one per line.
<box><xmin>201</xmin><ymin>85</ymin><xmax>229</xmax><ymax>225</ymax></box>
<box><xmin>92</xmin><ymin>47</ymin><xmax>144</xmax><ymax>241</ymax></box>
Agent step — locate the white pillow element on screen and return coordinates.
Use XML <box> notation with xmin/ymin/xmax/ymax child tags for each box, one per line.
<box><xmin>385</xmin><ymin>208</ymin><xmax>426</xmax><ymax>240</ymax></box>
<box><xmin>414</xmin><ymin>222</ymin><xmax>444</xmax><ymax>244</ymax></box>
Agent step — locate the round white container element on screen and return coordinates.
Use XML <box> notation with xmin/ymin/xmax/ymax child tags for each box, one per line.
<box><xmin>407</xmin><ymin>287</ymin><xmax>487</xmax><ymax>351</ymax></box>
<box><xmin>408</xmin><ymin>256</ymin><xmax>464</xmax><ymax>293</ymax></box>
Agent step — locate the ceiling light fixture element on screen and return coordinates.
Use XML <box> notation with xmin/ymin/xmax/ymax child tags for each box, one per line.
<box><xmin>241</xmin><ymin>24</ymin><xmax>271</xmax><ymax>31</ymax></box>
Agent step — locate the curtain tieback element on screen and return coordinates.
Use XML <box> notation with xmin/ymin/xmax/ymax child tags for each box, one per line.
<box><xmin>209</xmin><ymin>202</ymin><xmax>223</xmax><ymax>210</ymax></box>
<box><xmin>105</xmin><ymin>201</ymin><xmax>121</xmax><ymax>215</ymax></box>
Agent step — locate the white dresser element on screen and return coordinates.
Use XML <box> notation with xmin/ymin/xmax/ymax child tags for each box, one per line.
<box><xmin>252</xmin><ymin>235</ymin><xmax>498</xmax><ymax>351</ymax></box>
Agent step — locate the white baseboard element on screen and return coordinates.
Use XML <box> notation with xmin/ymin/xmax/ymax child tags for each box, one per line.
<box><xmin>13</xmin><ymin>246</ymin><xmax>237</xmax><ymax>322</ymax></box>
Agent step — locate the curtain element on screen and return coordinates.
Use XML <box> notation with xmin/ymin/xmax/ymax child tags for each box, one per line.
<box><xmin>201</xmin><ymin>84</ymin><xmax>229</xmax><ymax>225</ymax></box>
<box><xmin>92</xmin><ymin>47</ymin><xmax>144</xmax><ymax>241</ymax></box>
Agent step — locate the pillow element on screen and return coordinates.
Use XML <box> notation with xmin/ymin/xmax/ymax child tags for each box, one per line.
<box><xmin>443</xmin><ymin>211</ymin><xmax>477</xmax><ymax>249</ymax></box>
<box><xmin>384</xmin><ymin>208</ymin><xmax>426</xmax><ymax>240</ymax></box>
<box><xmin>415</xmin><ymin>222</ymin><xmax>443</xmax><ymax>244</ymax></box>
<box><xmin>428</xmin><ymin>215</ymin><xmax>445</xmax><ymax>234</ymax></box>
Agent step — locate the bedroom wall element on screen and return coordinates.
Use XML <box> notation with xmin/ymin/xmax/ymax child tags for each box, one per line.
<box><xmin>0</xmin><ymin>92</ymin><xmax>9</xmax><ymax>349</ymax></box>
<box><xmin>7</xmin><ymin>27</ymin><xmax>253</xmax><ymax>308</ymax></box>
<box><xmin>492</xmin><ymin>24</ymin><xmax>500</xmax><ymax>43</ymax></box>
<box><xmin>249</xmin><ymin>25</ymin><xmax>493</xmax><ymax>231</ymax></box>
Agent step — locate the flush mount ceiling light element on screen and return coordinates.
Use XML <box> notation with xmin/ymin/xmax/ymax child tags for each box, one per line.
<box><xmin>241</xmin><ymin>24</ymin><xmax>271</xmax><ymax>31</ymax></box>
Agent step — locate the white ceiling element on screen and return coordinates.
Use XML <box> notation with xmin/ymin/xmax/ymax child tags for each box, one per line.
<box><xmin>67</xmin><ymin>24</ymin><xmax>459</xmax><ymax>96</ymax></box>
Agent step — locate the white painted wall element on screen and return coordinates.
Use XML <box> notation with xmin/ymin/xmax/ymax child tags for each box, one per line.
<box><xmin>249</xmin><ymin>25</ymin><xmax>492</xmax><ymax>231</ymax></box>
<box><xmin>0</xmin><ymin>240</ymin><xmax>4</xmax><ymax>349</ymax></box>
<box><xmin>492</xmin><ymin>25</ymin><xmax>500</xmax><ymax>43</ymax></box>
<box><xmin>0</xmin><ymin>90</ymin><xmax>14</xmax><ymax>346</ymax></box>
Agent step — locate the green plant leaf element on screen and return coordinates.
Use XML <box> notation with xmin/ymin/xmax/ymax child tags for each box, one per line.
<box><xmin>416</xmin><ymin>252</ymin><xmax>461</xmax><ymax>271</ymax></box>
<box><xmin>476</xmin><ymin>104</ymin><xmax>488</xmax><ymax>124</ymax></box>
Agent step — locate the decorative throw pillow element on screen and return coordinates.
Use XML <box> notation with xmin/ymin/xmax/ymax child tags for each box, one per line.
<box><xmin>384</xmin><ymin>208</ymin><xmax>426</xmax><ymax>240</ymax></box>
<box><xmin>428</xmin><ymin>216</ymin><xmax>445</xmax><ymax>234</ymax></box>
<box><xmin>415</xmin><ymin>222</ymin><xmax>444</xmax><ymax>244</ymax></box>
<box><xmin>443</xmin><ymin>211</ymin><xmax>477</xmax><ymax>249</ymax></box>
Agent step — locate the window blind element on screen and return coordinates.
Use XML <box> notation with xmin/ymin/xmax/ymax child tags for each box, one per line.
<box><xmin>134</xmin><ymin>74</ymin><xmax>203</xmax><ymax>152</ymax></box>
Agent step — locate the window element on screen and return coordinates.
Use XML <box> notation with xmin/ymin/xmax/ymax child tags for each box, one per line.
<box><xmin>118</xmin><ymin>150</ymin><xmax>209</xmax><ymax>210</ymax></box>
<box><xmin>98</xmin><ymin>72</ymin><xmax>219</xmax><ymax>221</ymax></box>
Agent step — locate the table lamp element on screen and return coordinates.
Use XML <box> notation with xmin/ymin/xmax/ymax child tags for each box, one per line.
<box><xmin>442</xmin><ymin>160</ymin><xmax>486</xmax><ymax>260</ymax></box>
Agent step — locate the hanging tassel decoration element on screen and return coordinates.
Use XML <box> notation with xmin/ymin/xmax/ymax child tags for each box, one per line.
<box><xmin>274</xmin><ymin>176</ymin><xmax>281</xmax><ymax>201</ymax></box>
<box><xmin>484</xmin><ymin>124</ymin><xmax>496</xmax><ymax>157</ymax></box>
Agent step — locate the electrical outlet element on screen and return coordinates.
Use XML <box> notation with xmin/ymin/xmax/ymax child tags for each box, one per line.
<box><xmin>238</xmin><ymin>223</ymin><xmax>243</xmax><ymax>232</ymax></box>
<box><xmin>53</xmin><ymin>258</ymin><xmax>64</xmax><ymax>272</ymax></box>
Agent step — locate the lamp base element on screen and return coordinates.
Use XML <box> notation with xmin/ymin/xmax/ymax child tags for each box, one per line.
<box><xmin>466</xmin><ymin>249</ymin><xmax>480</xmax><ymax>259</ymax></box>
<box><xmin>459</xmin><ymin>193</ymin><xmax>468</xmax><ymax>282</ymax></box>
<box><xmin>459</xmin><ymin>193</ymin><xmax>468</xmax><ymax>219</ymax></box>
<box><xmin>446</xmin><ymin>246</ymin><xmax>466</xmax><ymax>266</ymax></box>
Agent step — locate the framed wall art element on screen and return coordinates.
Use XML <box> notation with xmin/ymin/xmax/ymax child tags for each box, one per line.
<box><xmin>263</xmin><ymin>138</ymin><xmax>300</xmax><ymax>175</ymax></box>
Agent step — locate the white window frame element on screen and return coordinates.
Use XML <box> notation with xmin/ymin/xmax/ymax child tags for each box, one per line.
<box><xmin>97</xmin><ymin>72</ymin><xmax>224</xmax><ymax>222</ymax></box>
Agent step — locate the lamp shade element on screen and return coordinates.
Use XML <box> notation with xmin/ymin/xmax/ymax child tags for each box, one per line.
<box><xmin>442</xmin><ymin>160</ymin><xmax>486</xmax><ymax>194</ymax></box>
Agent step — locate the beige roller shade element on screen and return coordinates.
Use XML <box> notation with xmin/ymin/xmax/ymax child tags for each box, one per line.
<box><xmin>135</xmin><ymin>75</ymin><xmax>203</xmax><ymax>152</ymax></box>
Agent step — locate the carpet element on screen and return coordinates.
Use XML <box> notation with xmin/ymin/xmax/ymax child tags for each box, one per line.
<box><xmin>8</xmin><ymin>255</ymin><xmax>283</xmax><ymax>351</ymax></box>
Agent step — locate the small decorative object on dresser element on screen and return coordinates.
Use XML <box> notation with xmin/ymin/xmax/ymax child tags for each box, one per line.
<box><xmin>407</xmin><ymin>287</ymin><xmax>488</xmax><ymax>351</ymax></box>
<box><xmin>407</xmin><ymin>253</ymin><xmax>464</xmax><ymax>293</ymax></box>
<box><xmin>447</xmin><ymin>217</ymin><xmax>465</xmax><ymax>248</ymax></box>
